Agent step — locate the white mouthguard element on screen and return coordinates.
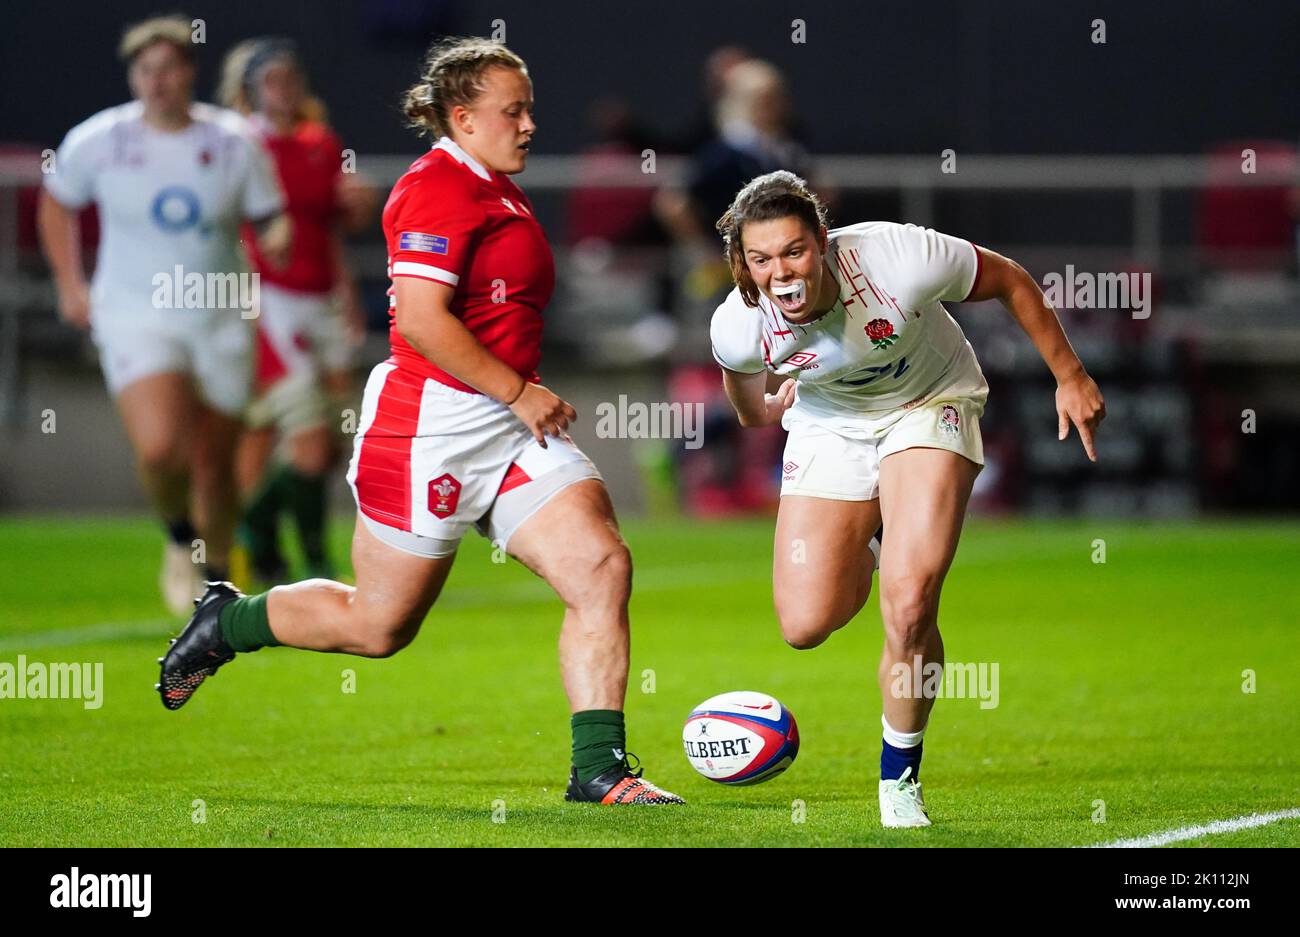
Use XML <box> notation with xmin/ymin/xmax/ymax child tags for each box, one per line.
<box><xmin>772</xmin><ymin>280</ymin><xmax>805</xmax><ymax>300</ymax></box>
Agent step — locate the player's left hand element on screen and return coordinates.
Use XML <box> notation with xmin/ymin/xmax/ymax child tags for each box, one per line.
<box><xmin>1056</xmin><ymin>372</ymin><xmax>1106</xmax><ymax>462</ymax></box>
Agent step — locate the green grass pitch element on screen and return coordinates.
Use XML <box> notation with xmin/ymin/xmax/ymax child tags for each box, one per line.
<box><xmin>1</xmin><ymin>514</ymin><xmax>1297</xmax><ymax>847</ymax></box>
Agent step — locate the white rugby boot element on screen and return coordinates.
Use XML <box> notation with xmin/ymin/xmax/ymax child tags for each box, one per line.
<box><xmin>879</xmin><ymin>766</ymin><xmax>931</xmax><ymax>828</ymax></box>
<box><xmin>160</xmin><ymin>541</ymin><xmax>203</xmax><ymax>616</ymax></box>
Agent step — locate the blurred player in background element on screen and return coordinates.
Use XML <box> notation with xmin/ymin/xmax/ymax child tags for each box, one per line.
<box><xmin>711</xmin><ymin>171</ymin><xmax>1105</xmax><ymax>827</ymax></box>
<box><xmin>217</xmin><ymin>38</ymin><xmax>377</xmax><ymax>584</ymax></box>
<box><xmin>37</xmin><ymin>16</ymin><xmax>289</xmax><ymax>614</ymax></box>
<box><xmin>656</xmin><ymin>57</ymin><xmax>810</xmax><ymax>282</ymax></box>
<box><xmin>159</xmin><ymin>37</ymin><xmax>683</xmax><ymax>806</ymax></box>
<box><xmin>658</xmin><ymin>57</ymin><xmax>815</xmax><ymax>514</ymax></box>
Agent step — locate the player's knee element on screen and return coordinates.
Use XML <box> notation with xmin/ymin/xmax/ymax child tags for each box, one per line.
<box><xmin>187</xmin><ymin>442</ymin><xmax>234</xmax><ymax>486</ymax></box>
<box><xmin>776</xmin><ymin>603</ymin><xmax>842</xmax><ymax>650</ymax></box>
<box><xmin>136</xmin><ymin>440</ymin><xmax>186</xmax><ymax>477</ymax></box>
<box><xmin>566</xmin><ymin>540</ymin><xmax>632</xmax><ymax>609</ymax></box>
<box><xmin>295</xmin><ymin>451</ymin><xmax>333</xmax><ymax>477</ymax></box>
<box><xmin>782</xmin><ymin>626</ymin><xmax>830</xmax><ymax>650</ymax></box>
<box><xmin>880</xmin><ymin>575</ymin><xmax>939</xmax><ymax>648</ymax></box>
<box><xmin>356</xmin><ymin>628</ymin><xmax>415</xmax><ymax>659</ymax></box>
<box><xmin>355</xmin><ymin>611</ymin><xmax>421</xmax><ymax>658</ymax></box>
<box><xmin>597</xmin><ymin>536</ymin><xmax>632</xmax><ymax>577</ymax></box>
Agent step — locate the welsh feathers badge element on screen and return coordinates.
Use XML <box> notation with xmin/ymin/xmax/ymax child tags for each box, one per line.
<box><xmin>427</xmin><ymin>473</ymin><xmax>461</xmax><ymax>517</ymax></box>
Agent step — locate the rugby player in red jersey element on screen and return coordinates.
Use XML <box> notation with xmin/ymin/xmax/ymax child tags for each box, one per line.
<box><xmin>158</xmin><ymin>37</ymin><xmax>683</xmax><ymax>806</ymax></box>
<box><xmin>218</xmin><ymin>38</ymin><xmax>375</xmax><ymax>584</ymax></box>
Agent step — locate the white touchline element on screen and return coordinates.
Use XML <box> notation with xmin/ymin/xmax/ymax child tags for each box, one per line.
<box><xmin>1090</xmin><ymin>808</ymin><xmax>1300</xmax><ymax>848</ymax></box>
<box><xmin>0</xmin><ymin>619</ymin><xmax>172</xmax><ymax>652</ymax></box>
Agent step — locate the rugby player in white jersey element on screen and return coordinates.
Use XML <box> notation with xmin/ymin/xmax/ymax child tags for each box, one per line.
<box><xmin>710</xmin><ymin>171</ymin><xmax>1106</xmax><ymax>827</ymax></box>
<box><xmin>38</xmin><ymin>16</ymin><xmax>289</xmax><ymax>614</ymax></box>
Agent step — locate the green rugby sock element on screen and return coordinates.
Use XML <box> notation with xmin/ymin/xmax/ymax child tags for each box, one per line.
<box><xmin>571</xmin><ymin>709</ymin><xmax>627</xmax><ymax>784</ymax></box>
<box><xmin>241</xmin><ymin>472</ymin><xmax>284</xmax><ymax>575</ymax></box>
<box><xmin>282</xmin><ymin>468</ymin><xmax>329</xmax><ymax>571</ymax></box>
<box><xmin>217</xmin><ymin>592</ymin><xmax>280</xmax><ymax>652</ymax></box>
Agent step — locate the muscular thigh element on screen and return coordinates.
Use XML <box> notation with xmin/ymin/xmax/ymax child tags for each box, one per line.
<box><xmin>877</xmin><ymin>447</ymin><xmax>980</xmax><ymax>589</ymax></box>
<box><xmin>773</xmin><ymin>495</ymin><xmax>881</xmax><ymax>611</ymax></box>
<box><xmin>507</xmin><ymin>479</ymin><xmax>627</xmax><ymax>604</ymax></box>
<box><xmin>349</xmin><ymin>510</ymin><xmax>457</xmax><ymax>635</ymax></box>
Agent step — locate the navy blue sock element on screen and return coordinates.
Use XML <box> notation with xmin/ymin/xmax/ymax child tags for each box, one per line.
<box><xmin>881</xmin><ymin>739</ymin><xmax>923</xmax><ymax>782</ymax></box>
<box><xmin>166</xmin><ymin>518</ymin><xmax>197</xmax><ymax>546</ymax></box>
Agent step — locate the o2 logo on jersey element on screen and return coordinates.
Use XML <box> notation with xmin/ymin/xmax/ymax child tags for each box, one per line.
<box><xmin>841</xmin><ymin>356</ymin><xmax>910</xmax><ymax>387</ymax></box>
<box><xmin>150</xmin><ymin>186</ymin><xmax>202</xmax><ymax>233</ymax></box>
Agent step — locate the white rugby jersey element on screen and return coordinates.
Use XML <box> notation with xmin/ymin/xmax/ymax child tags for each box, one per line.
<box><xmin>44</xmin><ymin>101</ymin><xmax>284</xmax><ymax>318</ymax></box>
<box><xmin>710</xmin><ymin>221</ymin><xmax>985</xmax><ymax>421</ymax></box>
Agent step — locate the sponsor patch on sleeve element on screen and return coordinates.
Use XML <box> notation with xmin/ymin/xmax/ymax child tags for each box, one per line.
<box><xmin>398</xmin><ymin>232</ymin><xmax>449</xmax><ymax>255</ymax></box>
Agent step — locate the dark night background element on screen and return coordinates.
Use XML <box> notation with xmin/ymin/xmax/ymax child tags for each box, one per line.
<box><xmin>4</xmin><ymin>0</ymin><xmax>1297</xmax><ymax>157</ymax></box>
<box><xmin>3</xmin><ymin>0</ymin><xmax>1297</xmax><ymax>515</ymax></box>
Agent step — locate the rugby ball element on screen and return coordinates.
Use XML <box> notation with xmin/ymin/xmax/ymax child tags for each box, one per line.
<box><xmin>682</xmin><ymin>691</ymin><xmax>799</xmax><ymax>784</ymax></box>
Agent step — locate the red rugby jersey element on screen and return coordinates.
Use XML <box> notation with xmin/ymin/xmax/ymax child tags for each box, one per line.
<box><xmin>244</xmin><ymin>117</ymin><xmax>341</xmax><ymax>294</ymax></box>
<box><xmin>383</xmin><ymin>137</ymin><xmax>555</xmax><ymax>393</ymax></box>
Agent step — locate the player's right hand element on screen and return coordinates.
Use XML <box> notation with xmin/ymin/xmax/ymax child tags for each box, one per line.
<box><xmin>763</xmin><ymin>378</ymin><xmax>797</xmax><ymax>425</ymax></box>
<box><xmin>336</xmin><ymin>174</ymin><xmax>380</xmax><ymax>233</ymax></box>
<box><xmin>336</xmin><ymin>285</ymin><xmax>366</xmax><ymax>348</ymax></box>
<box><xmin>56</xmin><ymin>280</ymin><xmax>91</xmax><ymax>330</ymax></box>
<box><xmin>257</xmin><ymin>214</ymin><xmax>294</xmax><ymax>270</ymax></box>
<box><xmin>509</xmin><ymin>383</ymin><xmax>577</xmax><ymax>449</ymax></box>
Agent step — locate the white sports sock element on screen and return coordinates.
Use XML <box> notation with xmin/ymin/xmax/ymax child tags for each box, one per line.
<box><xmin>881</xmin><ymin>714</ymin><xmax>926</xmax><ymax>749</ymax></box>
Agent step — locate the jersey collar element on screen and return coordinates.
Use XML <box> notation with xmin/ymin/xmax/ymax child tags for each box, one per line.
<box><xmin>433</xmin><ymin>136</ymin><xmax>493</xmax><ymax>182</ymax></box>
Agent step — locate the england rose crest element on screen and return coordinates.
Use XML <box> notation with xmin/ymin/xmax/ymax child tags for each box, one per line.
<box><xmin>865</xmin><ymin>318</ymin><xmax>898</xmax><ymax>350</ymax></box>
<box><xmin>939</xmin><ymin>404</ymin><xmax>961</xmax><ymax>436</ymax></box>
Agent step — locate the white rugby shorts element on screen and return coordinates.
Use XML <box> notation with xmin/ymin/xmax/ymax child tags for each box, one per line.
<box><xmin>346</xmin><ymin>362</ymin><xmax>602</xmax><ymax>558</ymax></box>
<box><xmin>91</xmin><ymin>306</ymin><xmax>252</xmax><ymax>416</ymax></box>
<box><xmin>780</xmin><ymin>349</ymin><xmax>988</xmax><ymax>501</ymax></box>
